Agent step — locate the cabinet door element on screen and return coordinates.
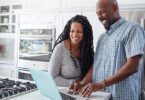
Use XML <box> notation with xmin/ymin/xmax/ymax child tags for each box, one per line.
<box><xmin>0</xmin><ymin>64</ymin><xmax>13</xmax><ymax>77</ymax></box>
<box><xmin>0</xmin><ymin>38</ymin><xmax>15</xmax><ymax>64</ymax></box>
<box><xmin>18</xmin><ymin>59</ymin><xmax>49</xmax><ymax>70</ymax></box>
<box><xmin>0</xmin><ymin>69</ymin><xmax>11</xmax><ymax>77</ymax></box>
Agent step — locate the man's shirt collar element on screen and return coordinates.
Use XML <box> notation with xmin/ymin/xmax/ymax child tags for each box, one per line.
<box><xmin>106</xmin><ymin>18</ymin><xmax>126</xmax><ymax>35</ymax></box>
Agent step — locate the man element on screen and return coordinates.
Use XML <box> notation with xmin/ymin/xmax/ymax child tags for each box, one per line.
<box><xmin>67</xmin><ymin>0</ymin><xmax>145</xmax><ymax>100</ymax></box>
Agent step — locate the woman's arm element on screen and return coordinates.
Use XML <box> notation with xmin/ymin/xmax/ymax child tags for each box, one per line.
<box><xmin>49</xmin><ymin>43</ymin><xmax>75</xmax><ymax>87</ymax></box>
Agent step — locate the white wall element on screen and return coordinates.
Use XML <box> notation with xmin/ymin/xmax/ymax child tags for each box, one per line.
<box><xmin>0</xmin><ymin>0</ymin><xmax>145</xmax><ymax>77</ymax></box>
<box><xmin>118</xmin><ymin>0</ymin><xmax>145</xmax><ymax>5</ymax></box>
<box><xmin>23</xmin><ymin>0</ymin><xmax>61</xmax><ymax>9</ymax></box>
<box><xmin>1</xmin><ymin>0</ymin><xmax>145</xmax><ymax>49</ymax></box>
<box><xmin>15</xmin><ymin>0</ymin><xmax>145</xmax><ymax>49</ymax></box>
<box><xmin>1</xmin><ymin>0</ymin><xmax>145</xmax><ymax>9</ymax></box>
<box><xmin>23</xmin><ymin>0</ymin><xmax>145</xmax><ymax>9</ymax></box>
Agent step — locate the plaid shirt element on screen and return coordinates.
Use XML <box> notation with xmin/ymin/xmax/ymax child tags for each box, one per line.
<box><xmin>92</xmin><ymin>18</ymin><xmax>145</xmax><ymax>100</ymax></box>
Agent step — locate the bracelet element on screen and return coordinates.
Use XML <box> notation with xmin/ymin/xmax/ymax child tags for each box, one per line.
<box><xmin>101</xmin><ymin>79</ymin><xmax>106</xmax><ymax>90</ymax></box>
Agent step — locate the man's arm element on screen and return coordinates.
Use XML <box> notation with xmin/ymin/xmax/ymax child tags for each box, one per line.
<box><xmin>80</xmin><ymin>55</ymin><xmax>141</xmax><ymax>97</ymax></box>
<box><xmin>105</xmin><ymin>55</ymin><xmax>141</xmax><ymax>87</ymax></box>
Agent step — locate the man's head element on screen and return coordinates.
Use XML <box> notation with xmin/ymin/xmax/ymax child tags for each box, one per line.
<box><xmin>96</xmin><ymin>0</ymin><xmax>121</xmax><ymax>30</ymax></box>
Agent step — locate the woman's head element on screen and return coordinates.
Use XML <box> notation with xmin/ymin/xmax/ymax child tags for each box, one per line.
<box><xmin>70</xmin><ymin>15</ymin><xmax>93</xmax><ymax>47</ymax></box>
<box><xmin>54</xmin><ymin>15</ymin><xmax>93</xmax><ymax>48</ymax></box>
<box><xmin>70</xmin><ymin>22</ymin><xmax>83</xmax><ymax>45</ymax></box>
<box><xmin>54</xmin><ymin>15</ymin><xmax>94</xmax><ymax>79</ymax></box>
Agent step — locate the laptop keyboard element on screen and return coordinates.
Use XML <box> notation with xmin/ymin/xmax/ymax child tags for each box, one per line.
<box><xmin>59</xmin><ymin>92</ymin><xmax>76</xmax><ymax>100</ymax></box>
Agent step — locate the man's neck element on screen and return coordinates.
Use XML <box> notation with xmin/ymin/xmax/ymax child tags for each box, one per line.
<box><xmin>115</xmin><ymin>16</ymin><xmax>121</xmax><ymax>23</ymax></box>
<box><xmin>106</xmin><ymin>16</ymin><xmax>121</xmax><ymax>30</ymax></box>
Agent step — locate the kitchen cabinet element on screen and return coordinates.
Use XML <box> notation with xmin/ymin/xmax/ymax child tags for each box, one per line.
<box><xmin>0</xmin><ymin>4</ymin><xmax>21</xmax><ymax>77</ymax></box>
<box><xmin>17</xmin><ymin>24</ymin><xmax>56</xmax><ymax>80</ymax></box>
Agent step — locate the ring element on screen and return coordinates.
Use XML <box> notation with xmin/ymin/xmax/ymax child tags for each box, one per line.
<box><xmin>87</xmin><ymin>88</ymin><xmax>90</xmax><ymax>91</ymax></box>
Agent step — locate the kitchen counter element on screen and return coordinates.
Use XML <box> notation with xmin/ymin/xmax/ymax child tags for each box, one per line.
<box><xmin>8</xmin><ymin>89</ymin><xmax>111</xmax><ymax>100</ymax></box>
<box><xmin>8</xmin><ymin>90</ymin><xmax>50</xmax><ymax>100</ymax></box>
<box><xmin>0</xmin><ymin>76</ymin><xmax>111</xmax><ymax>100</ymax></box>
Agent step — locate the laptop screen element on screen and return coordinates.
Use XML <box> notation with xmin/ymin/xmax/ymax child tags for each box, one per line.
<box><xmin>29</xmin><ymin>67</ymin><xmax>62</xmax><ymax>100</ymax></box>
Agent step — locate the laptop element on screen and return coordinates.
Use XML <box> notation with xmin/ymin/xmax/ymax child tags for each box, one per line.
<box><xmin>29</xmin><ymin>67</ymin><xmax>111</xmax><ymax>100</ymax></box>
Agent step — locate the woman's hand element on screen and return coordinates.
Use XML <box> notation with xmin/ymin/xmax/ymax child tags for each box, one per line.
<box><xmin>67</xmin><ymin>80</ymin><xmax>86</xmax><ymax>94</ymax></box>
<box><xmin>79</xmin><ymin>82</ymin><xmax>103</xmax><ymax>98</ymax></box>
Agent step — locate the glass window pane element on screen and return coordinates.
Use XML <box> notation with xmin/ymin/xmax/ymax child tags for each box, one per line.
<box><xmin>0</xmin><ymin>38</ymin><xmax>15</xmax><ymax>63</ymax></box>
<box><xmin>0</xmin><ymin>6</ymin><xmax>10</xmax><ymax>13</ymax></box>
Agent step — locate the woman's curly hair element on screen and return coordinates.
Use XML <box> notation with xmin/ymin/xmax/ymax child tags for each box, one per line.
<box><xmin>53</xmin><ymin>15</ymin><xmax>94</xmax><ymax>80</ymax></box>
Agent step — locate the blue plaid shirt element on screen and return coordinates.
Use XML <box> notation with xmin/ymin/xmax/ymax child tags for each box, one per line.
<box><xmin>92</xmin><ymin>18</ymin><xmax>145</xmax><ymax>100</ymax></box>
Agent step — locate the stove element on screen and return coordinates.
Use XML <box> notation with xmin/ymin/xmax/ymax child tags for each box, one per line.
<box><xmin>0</xmin><ymin>78</ymin><xmax>37</xmax><ymax>99</ymax></box>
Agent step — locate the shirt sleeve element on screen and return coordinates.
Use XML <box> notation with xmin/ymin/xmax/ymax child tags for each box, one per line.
<box><xmin>48</xmin><ymin>43</ymin><xmax>74</xmax><ymax>87</ymax></box>
<box><xmin>125</xmin><ymin>24</ymin><xmax>145</xmax><ymax>59</ymax></box>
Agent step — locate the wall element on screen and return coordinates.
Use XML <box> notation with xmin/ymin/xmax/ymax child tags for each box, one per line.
<box><xmin>0</xmin><ymin>0</ymin><xmax>145</xmax><ymax>50</ymax></box>
<box><xmin>7</xmin><ymin>0</ymin><xmax>145</xmax><ymax>49</ymax></box>
<box><xmin>0</xmin><ymin>0</ymin><xmax>145</xmax><ymax>78</ymax></box>
<box><xmin>1</xmin><ymin>0</ymin><xmax>145</xmax><ymax>9</ymax></box>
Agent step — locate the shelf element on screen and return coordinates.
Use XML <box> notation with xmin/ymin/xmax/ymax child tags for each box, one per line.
<box><xmin>0</xmin><ymin>25</ymin><xmax>15</xmax><ymax>33</ymax></box>
<box><xmin>0</xmin><ymin>33</ymin><xmax>16</xmax><ymax>38</ymax></box>
<box><xmin>0</xmin><ymin>23</ymin><xmax>16</xmax><ymax>25</ymax></box>
<box><xmin>19</xmin><ymin>35</ymin><xmax>54</xmax><ymax>39</ymax></box>
<box><xmin>18</xmin><ymin>59</ymin><xmax>49</xmax><ymax>70</ymax></box>
<box><xmin>0</xmin><ymin>13</ymin><xmax>15</xmax><ymax>16</ymax></box>
<box><xmin>19</xmin><ymin>52</ymin><xmax>52</xmax><ymax>57</ymax></box>
<box><xmin>20</xmin><ymin>24</ymin><xmax>55</xmax><ymax>29</ymax></box>
<box><xmin>0</xmin><ymin>13</ymin><xmax>10</xmax><ymax>15</ymax></box>
<box><xmin>19</xmin><ymin>54</ymin><xmax>51</xmax><ymax>62</ymax></box>
<box><xmin>20</xmin><ymin>29</ymin><xmax>55</xmax><ymax>36</ymax></box>
<box><xmin>18</xmin><ymin>69</ymin><xmax>31</xmax><ymax>74</ymax></box>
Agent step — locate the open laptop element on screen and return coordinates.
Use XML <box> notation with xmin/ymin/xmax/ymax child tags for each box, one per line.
<box><xmin>29</xmin><ymin>67</ymin><xmax>111</xmax><ymax>100</ymax></box>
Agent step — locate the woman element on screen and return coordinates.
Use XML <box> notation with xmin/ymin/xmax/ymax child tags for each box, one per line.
<box><xmin>49</xmin><ymin>15</ymin><xmax>94</xmax><ymax>87</ymax></box>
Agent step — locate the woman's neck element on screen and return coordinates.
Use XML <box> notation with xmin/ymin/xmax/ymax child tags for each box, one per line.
<box><xmin>70</xmin><ymin>39</ymin><xmax>80</xmax><ymax>49</ymax></box>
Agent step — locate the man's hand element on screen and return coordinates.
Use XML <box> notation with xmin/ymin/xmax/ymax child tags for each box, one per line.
<box><xmin>79</xmin><ymin>82</ymin><xmax>103</xmax><ymax>98</ymax></box>
<box><xmin>67</xmin><ymin>66</ymin><xmax>93</xmax><ymax>95</ymax></box>
<box><xmin>67</xmin><ymin>80</ymin><xmax>85</xmax><ymax>94</ymax></box>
